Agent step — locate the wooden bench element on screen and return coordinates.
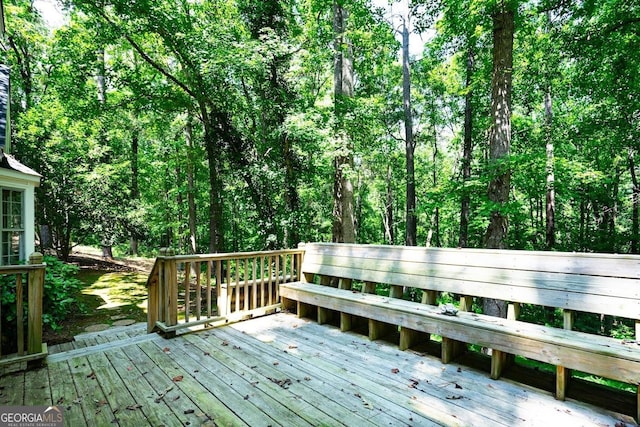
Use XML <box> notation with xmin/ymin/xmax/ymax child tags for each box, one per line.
<box><xmin>280</xmin><ymin>242</ymin><xmax>640</xmax><ymax>421</ymax></box>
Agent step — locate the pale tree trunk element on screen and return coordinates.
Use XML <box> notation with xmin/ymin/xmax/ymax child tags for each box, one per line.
<box><xmin>129</xmin><ymin>130</ymin><xmax>139</xmax><ymax>255</ymax></box>
<box><xmin>629</xmin><ymin>149</ymin><xmax>639</xmax><ymax>253</ymax></box>
<box><xmin>332</xmin><ymin>0</ymin><xmax>355</xmax><ymax>243</ymax></box>
<box><xmin>403</xmin><ymin>17</ymin><xmax>416</xmax><ymax>246</ymax></box>
<box><xmin>458</xmin><ymin>48</ymin><xmax>474</xmax><ymax>248</ymax></box>
<box><xmin>545</xmin><ymin>88</ymin><xmax>555</xmax><ymax>250</ymax></box>
<box><xmin>186</xmin><ymin>115</ymin><xmax>197</xmax><ymax>254</ymax></box>
<box><xmin>96</xmin><ymin>46</ymin><xmax>113</xmax><ymax>259</ymax></box>
<box><xmin>383</xmin><ymin>162</ymin><xmax>394</xmax><ymax>244</ymax></box>
<box><xmin>483</xmin><ymin>7</ymin><xmax>514</xmax><ymax>318</ymax></box>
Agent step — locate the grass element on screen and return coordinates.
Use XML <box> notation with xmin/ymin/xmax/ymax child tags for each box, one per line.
<box><xmin>43</xmin><ymin>269</ymin><xmax>149</xmax><ymax>344</ymax></box>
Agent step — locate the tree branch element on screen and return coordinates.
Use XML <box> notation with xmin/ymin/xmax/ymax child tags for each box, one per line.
<box><xmin>92</xmin><ymin>7</ymin><xmax>198</xmax><ymax>100</ymax></box>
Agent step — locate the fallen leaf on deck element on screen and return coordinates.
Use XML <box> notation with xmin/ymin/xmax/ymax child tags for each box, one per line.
<box><xmin>184</xmin><ymin>409</ymin><xmax>195</xmax><ymax>414</ymax></box>
<box><xmin>73</xmin><ymin>398</ymin><xmax>83</xmax><ymax>404</ymax></box>
<box><xmin>288</xmin><ymin>345</ymin><xmax>298</xmax><ymax>349</ymax></box>
<box><xmin>233</xmin><ymin>345</ymin><xmax>241</xmax><ymax>350</ymax></box>
<box><xmin>126</xmin><ymin>404</ymin><xmax>142</xmax><ymax>410</ymax></box>
<box><xmin>273</xmin><ymin>361</ymin><xmax>279</xmax><ymax>366</ymax></box>
<box><xmin>454</xmin><ymin>383</ymin><xmax>462</xmax><ymax>389</ymax></box>
<box><xmin>446</xmin><ymin>395</ymin><xmax>463</xmax><ymax>400</ymax></box>
<box><xmin>221</xmin><ymin>341</ymin><xmax>229</xmax><ymax>346</ymax></box>
<box><xmin>87</xmin><ymin>371</ymin><xmax>97</xmax><ymax>380</ymax></box>
<box><xmin>268</xmin><ymin>377</ymin><xmax>292</xmax><ymax>389</ymax></box>
<box><xmin>95</xmin><ymin>399</ymin><xmax>108</xmax><ymax>407</ymax></box>
<box><xmin>204</xmin><ymin>352</ymin><xmax>210</xmax><ymax>356</ymax></box>
<box><xmin>304</xmin><ymin>377</ymin><xmax>311</xmax><ymax>381</ymax></box>
<box><xmin>172</xmin><ymin>375</ymin><xmax>184</xmax><ymax>382</ymax></box>
<box><xmin>163</xmin><ymin>347</ymin><xmax>171</xmax><ymax>353</ymax></box>
<box><xmin>391</xmin><ymin>368</ymin><xmax>400</xmax><ymax>374</ymax></box>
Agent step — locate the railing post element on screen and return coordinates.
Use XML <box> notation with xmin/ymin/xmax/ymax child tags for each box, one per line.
<box><xmin>146</xmin><ymin>249</ymin><xmax>163</xmax><ymax>333</ymax></box>
<box><xmin>165</xmin><ymin>248</ymin><xmax>178</xmax><ymax>329</ymax></box>
<box><xmin>27</xmin><ymin>252</ymin><xmax>44</xmax><ymax>356</ymax></box>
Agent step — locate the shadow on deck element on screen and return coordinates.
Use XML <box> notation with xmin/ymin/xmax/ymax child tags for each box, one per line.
<box><xmin>0</xmin><ymin>313</ymin><xmax>636</xmax><ymax>426</ymax></box>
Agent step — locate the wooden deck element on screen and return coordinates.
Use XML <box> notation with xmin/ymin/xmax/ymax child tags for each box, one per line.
<box><xmin>0</xmin><ymin>313</ymin><xmax>636</xmax><ymax>426</ymax></box>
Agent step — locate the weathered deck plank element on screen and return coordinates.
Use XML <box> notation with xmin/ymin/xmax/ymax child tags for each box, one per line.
<box><xmin>182</xmin><ymin>332</ymin><xmax>384</xmax><ymax>427</ymax></box>
<box><xmin>229</xmin><ymin>316</ymin><xmax>502</xmax><ymax>426</ymax></box>
<box><xmin>47</xmin><ymin>359</ymin><xmax>88</xmax><ymax>425</ymax></box>
<box><xmin>0</xmin><ymin>313</ymin><xmax>636</xmax><ymax>426</ymax></box>
<box><xmin>209</xmin><ymin>326</ymin><xmax>441</xmax><ymax>426</ymax></box>
<box><xmin>146</xmin><ymin>338</ymin><xmax>304</xmax><ymax>426</ymax></box>
<box><xmin>67</xmin><ymin>355</ymin><xmax>116</xmax><ymax>426</ymax></box>
<box><xmin>138</xmin><ymin>340</ymin><xmax>249</xmax><ymax>427</ymax></box>
<box><xmin>118</xmin><ymin>342</ymin><xmax>210</xmax><ymax>426</ymax></box>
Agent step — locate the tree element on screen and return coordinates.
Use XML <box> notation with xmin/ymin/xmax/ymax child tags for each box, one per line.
<box><xmin>483</xmin><ymin>2</ymin><xmax>515</xmax><ymax>317</ymax></box>
<box><xmin>332</xmin><ymin>0</ymin><xmax>356</xmax><ymax>243</ymax></box>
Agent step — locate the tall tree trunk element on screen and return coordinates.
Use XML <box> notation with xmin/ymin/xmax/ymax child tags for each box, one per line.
<box><xmin>186</xmin><ymin>115</ymin><xmax>197</xmax><ymax>254</ymax></box>
<box><xmin>384</xmin><ymin>162</ymin><xmax>394</xmax><ymax>244</ymax></box>
<box><xmin>96</xmin><ymin>45</ymin><xmax>113</xmax><ymax>259</ymax></box>
<box><xmin>545</xmin><ymin>88</ymin><xmax>555</xmax><ymax>250</ymax></box>
<box><xmin>630</xmin><ymin>149</ymin><xmax>640</xmax><ymax>253</ymax></box>
<box><xmin>200</xmin><ymin>105</ymin><xmax>225</xmax><ymax>253</ymax></box>
<box><xmin>483</xmin><ymin>6</ymin><xmax>514</xmax><ymax>318</ymax></box>
<box><xmin>283</xmin><ymin>133</ymin><xmax>300</xmax><ymax>248</ymax></box>
<box><xmin>129</xmin><ymin>130</ymin><xmax>139</xmax><ymax>255</ymax></box>
<box><xmin>403</xmin><ymin>17</ymin><xmax>417</xmax><ymax>246</ymax></box>
<box><xmin>332</xmin><ymin>0</ymin><xmax>355</xmax><ymax>243</ymax></box>
<box><xmin>458</xmin><ymin>48</ymin><xmax>474</xmax><ymax>248</ymax></box>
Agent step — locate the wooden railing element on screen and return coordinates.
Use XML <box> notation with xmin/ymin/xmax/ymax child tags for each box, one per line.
<box><xmin>0</xmin><ymin>252</ymin><xmax>47</xmax><ymax>369</ymax></box>
<box><xmin>147</xmin><ymin>248</ymin><xmax>305</xmax><ymax>335</ymax></box>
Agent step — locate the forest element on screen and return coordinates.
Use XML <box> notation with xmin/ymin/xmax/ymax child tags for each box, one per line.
<box><xmin>1</xmin><ymin>0</ymin><xmax>638</xmax><ymax>258</ymax></box>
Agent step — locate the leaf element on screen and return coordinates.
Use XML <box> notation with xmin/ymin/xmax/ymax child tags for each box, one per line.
<box><xmin>163</xmin><ymin>347</ymin><xmax>171</xmax><ymax>353</ymax></box>
<box><xmin>126</xmin><ymin>404</ymin><xmax>142</xmax><ymax>410</ymax></box>
<box><xmin>391</xmin><ymin>368</ymin><xmax>400</xmax><ymax>374</ymax></box>
<box><xmin>172</xmin><ymin>375</ymin><xmax>184</xmax><ymax>382</ymax></box>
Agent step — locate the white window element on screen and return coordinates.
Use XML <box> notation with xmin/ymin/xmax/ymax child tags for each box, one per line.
<box><xmin>1</xmin><ymin>188</ymin><xmax>24</xmax><ymax>265</ymax></box>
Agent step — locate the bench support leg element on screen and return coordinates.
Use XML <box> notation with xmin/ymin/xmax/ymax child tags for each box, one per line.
<box><xmin>297</xmin><ymin>301</ymin><xmax>315</xmax><ymax>319</ymax></box>
<box><xmin>318</xmin><ymin>307</ymin><xmax>331</xmax><ymax>325</ymax></box>
<box><xmin>556</xmin><ymin>366</ymin><xmax>569</xmax><ymax>400</ymax></box>
<box><xmin>281</xmin><ymin>297</ymin><xmax>296</xmax><ymax>313</ymax></box>
<box><xmin>340</xmin><ymin>313</ymin><xmax>352</xmax><ymax>332</ymax></box>
<box><xmin>399</xmin><ymin>327</ymin><xmax>429</xmax><ymax>351</ymax></box>
<box><xmin>556</xmin><ymin>309</ymin><xmax>574</xmax><ymax>400</ymax></box>
<box><xmin>369</xmin><ymin>319</ymin><xmax>395</xmax><ymax>341</ymax></box>
<box><xmin>441</xmin><ymin>337</ymin><xmax>454</xmax><ymax>364</ymax></box>
<box><xmin>491</xmin><ymin>349</ymin><xmax>506</xmax><ymax>380</ymax></box>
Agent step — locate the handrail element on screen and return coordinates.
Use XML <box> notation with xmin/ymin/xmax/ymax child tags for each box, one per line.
<box><xmin>0</xmin><ymin>252</ymin><xmax>48</xmax><ymax>369</ymax></box>
<box><xmin>147</xmin><ymin>248</ymin><xmax>306</xmax><ymax>335</ymax></box>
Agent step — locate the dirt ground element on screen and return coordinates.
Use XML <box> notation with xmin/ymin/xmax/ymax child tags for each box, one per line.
<box><xmin>42</xmin><ymin>250</ymin><xmax>155</xmax><ymax>345</ymax></box>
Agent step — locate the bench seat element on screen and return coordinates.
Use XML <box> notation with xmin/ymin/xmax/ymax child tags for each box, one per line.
<box><xmin>280</xmin><ymin>242</ymin><xmax>640</xmax><ymax>421</ymax></box>
<box><xmin>280</xmin><ymin>281</ymin><xmax>640</xmax><ymax>386</ymax></box>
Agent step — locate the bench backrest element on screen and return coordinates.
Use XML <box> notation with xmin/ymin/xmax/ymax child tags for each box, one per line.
<box><xmin>300</xmin><ymin>243</ymin><xmax>640</xmax><ymax>320</ymax></box>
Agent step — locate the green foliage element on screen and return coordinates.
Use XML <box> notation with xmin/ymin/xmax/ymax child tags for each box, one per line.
<box><xmin>41</xmin><ymin>256</ymin><xmax>86</xmax><ymax>329</ymax></box>
<box><xmin>0</xmin><ymin>256</ymin><xmax>85</xmax><ymax>352</ymax></box>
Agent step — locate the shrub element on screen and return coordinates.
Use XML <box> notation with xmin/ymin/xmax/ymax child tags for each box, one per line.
<box><xmin>0</xmin><ymin>256</ymin><xmax>86</xmax><ymax>353</ymax></box>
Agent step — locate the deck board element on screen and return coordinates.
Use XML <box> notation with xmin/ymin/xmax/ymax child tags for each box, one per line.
<box><xmin>0</xmin><ymin>313</ymin><xmax>636</xmax><ymax>426</ymax></box>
